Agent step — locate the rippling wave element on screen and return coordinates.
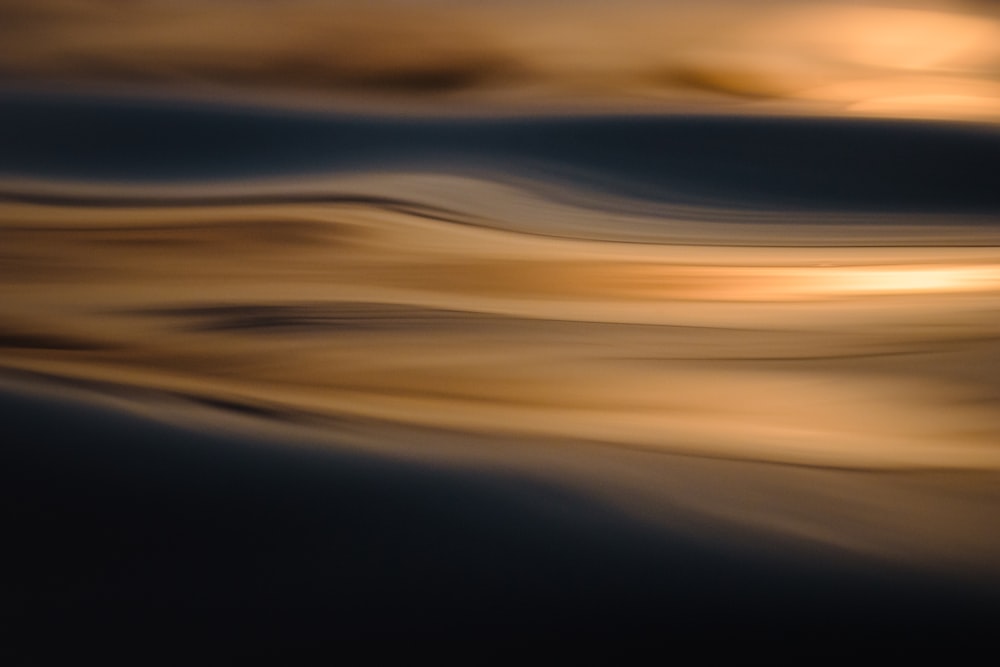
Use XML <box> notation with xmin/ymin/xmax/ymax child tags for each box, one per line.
<box><xmin>3</xmin><ymin>88</ymin><xmax>1000</xmax><ymax>644</ymax></box>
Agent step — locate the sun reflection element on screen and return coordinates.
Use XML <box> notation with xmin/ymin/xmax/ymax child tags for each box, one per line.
<box><xmin>810</xmin><ymin>265</ymin><xmax>1000</xmax><ymax>295</ymax></box>
<box><xmin>637</xmin><ymin>262</ymin><xmax>1000</xmax><ymax>301</ymax></box>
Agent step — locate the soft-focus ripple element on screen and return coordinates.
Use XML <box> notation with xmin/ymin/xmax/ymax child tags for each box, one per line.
<box><xmin>3</xmin><ymin>91</ymin><xmax>1000</xmax><ymax>214</ymax></box>
<box><xmin>3</xmin><ymin>90</ymin><xmax>1000</xmax><ymax>582</ymax></box>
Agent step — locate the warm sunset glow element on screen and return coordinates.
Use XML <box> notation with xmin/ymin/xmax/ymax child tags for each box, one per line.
<box><xmin>830</xmin><ymin>265</ymin><xmax>999</xmax><ymax>293</ymax></box>
<box><xmin>3</xmin><ymin>2</ymin><xmax>1000</xmax><ymax>645</ymax></box>
<box><xmin>801</xmin><ymin>265</ymin><xmax>1000</xmax><ymax>295</ymax></box>
<box><xmin>0</xmin><ymin>0</ymin><xmax>997</xmax><ymax>119</ymax></box>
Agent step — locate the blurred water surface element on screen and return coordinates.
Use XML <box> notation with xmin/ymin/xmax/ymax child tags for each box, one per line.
<box><xmin>3</xmin><ymin>0</ymin><xmax>1000</xmax><ymax>647</ymax></box>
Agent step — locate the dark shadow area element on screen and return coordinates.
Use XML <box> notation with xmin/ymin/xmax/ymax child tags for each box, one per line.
<box><xmin>2</xmin><ymin>378</ymin><xmax>998</xmax><ymax>657</ymax></box>
<box><xmin>2</xmin><ymin>90</ymin><xmax>999</xmax><ymax>215</ymax></box>
<box><xmin>141</xmin><ymin>301</ymin><xmax>521</xmax><ymax>334</ymax></box>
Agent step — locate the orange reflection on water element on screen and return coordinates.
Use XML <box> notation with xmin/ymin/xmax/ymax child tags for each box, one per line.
<box><xmin>0</xmin><ymin>0</ymin><xmax>999</xmax><ymax>579</ymax></box>
<box><xmin>2</xmin><ymin>191</ymin><xmax>1000</xmax><ymax>471</ymax></box>
<box><xmin>815</xmin><ymin>264</ymin><xmax>1000</xmax><ymax>294</ymax></box>
<box><xmin>1</xmin><ymin>0</ymin><xmax>998</xmax><ymax>120</ymax></box>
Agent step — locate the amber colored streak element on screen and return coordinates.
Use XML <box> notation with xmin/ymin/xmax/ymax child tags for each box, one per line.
<box><xmin>0</xmin><ymin>1</ymin><xmax>998</xmax><ymax>119</ymax></box>
<box><xmin>2</xmin><ymin>197</ymin><xmax>1000</xmax><ymax>472</ymax></box>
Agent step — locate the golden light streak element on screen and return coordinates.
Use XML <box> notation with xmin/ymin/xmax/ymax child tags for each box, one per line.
<box><xmin>1</xmin><ymin>0</ymin><xmax>998</xmax><ymax>120</ymax></box>
<box><xmin>3</xmin><ymin>191</ymin><xmax>1000</xmax><ymax>475</ymax></box>
<box><xmin>817</xmin><ymin>265</ymin><xmax>1000</xmax><ymax>294</ymax></box>
<box><xmin>1</xmin><ymin>0</ymin><xmax>999</xmax><ymax>577</ymax></box>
